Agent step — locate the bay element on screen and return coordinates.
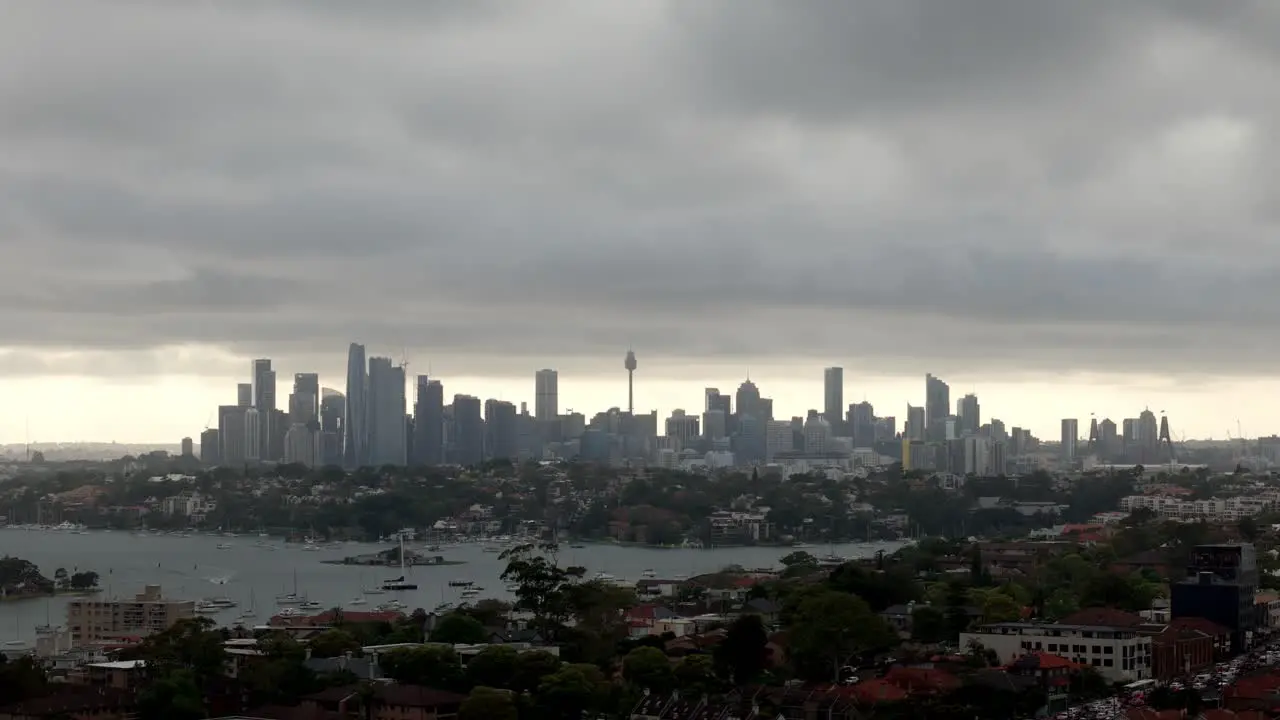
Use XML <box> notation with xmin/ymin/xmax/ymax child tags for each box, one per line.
<box><xmin>0</xmin><ymin>529</ymin><xmax>906</xmax><ymax>642</ymax></box>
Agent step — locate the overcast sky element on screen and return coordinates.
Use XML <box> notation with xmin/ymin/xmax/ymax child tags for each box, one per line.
<box><xmin>3</xmin><ymin>1</ymin><xmax>1279</xmax><ymax>443</ymax></box>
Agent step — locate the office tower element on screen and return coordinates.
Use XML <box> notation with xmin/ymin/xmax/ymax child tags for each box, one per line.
<box><xmin>217</xmin><ymin>405</ymin><xmax>247</xmax><ymax>465</ymax></box>
<box><xmin>957</xmin><ymin>394</ymin><xmax>979</xmax><ymax>436</ymax></box>
<box><xmin>251</xmin><ymin>360</ymin><xmax>276</xmax><ymax>459</ymax></box>
<box><xmin>665</xmin><ymin>410</ymin><xmax>700</xmax><ymax>449</ymax></box>
<box><xmin>1096</xmin><ymin>418</ymin><xmax>1117</xmax><ymax>460</ymax></box>
<box><xmin>906</xmin><ymin>405</ymin><xmax>926</xmax><ymax>442</ymax></box>
<box><xmin>964</xmin><ymin>436</ymin><xmax>995</xmax><ymax>476</ymax></box>
<box><xmin>413</xmin><ymin>377</ymin><xmax>444</xmax><ymax>466</ymax></box>
<box><xmin>452</xmin><ymin>395</ymin><xmax>484</xmax><ymax>466</ymax></box>
<box><xmin>1172</xmin><ymin>544</ymin><xmax>1257</xmax><ymax>653</ymax></box>
<box><xmin>243</xmin><ymin>408</ymin><xmax>261</xmax><ymax>462</ymax></box>
<box><xmin>484</xmin><ymin>399</ymin><xmax>519</xmax><ymax>461</ymax></box>
<box><xmin>1122</xmin><ymin>418</ymin><xmax>1139</xmax><ymax>459</ymax></box>
<box><xmin>925</xmin><ymin>374</ymin><xmax>950</xmax><ymax>442</ymax></box>
<box><xmin>624</xmin><ymin>350</ymin><xmax>637</xmax><ymax>414</ymax></box>
<box><xmin>284</xmin><ymin>423</ymin><xmax>322</xmax><ymax>467</ymax></box>
<box><xmin>702</xmin><ymin>409</ymin><xmax>727</xmax><ymax>440</ymax></box>
<box><xmin>534</xmin><ymin>369</ymin><xmax>558</xmax><ymax>422</ymax></box>
<box><xmin>290</xmin><ymin>373</ymin><xmax>320</xmax><ymax>424</ymax></box>
<box><xmin>344</xmin><ymin>343</ymin><xmax>367</xmax><ymax>467</ymax></box>
<box><xmin>847</xmin><ymin>401</ymin><xmax>876</xmax><ymax>448</ymax></box>
<box><xmin>319</xmin><ymin>390</ymin><xmax>345</xmax><ymax>467</ymax></box>
<box><xmin>803</xmin><ymin>414</ymin><xmax>831</xmax><ymax>454</ymax></box>
<box><xmin>1138</xmin><ymin>408</ymin><xmax>1159</xmax><ymax>460</ymax></box>
<box><xmin>367</xmin><ymin>356</ymin><xmax>407</xmax><ymax>466</ymax></box>
<box><xmin>823</xmin><ymin>367</ymin><xmax>844</xmax><ymax>433</ymax></box>
<box><xmin>236</xmin><ymin>383</ymin><xmax>252</xmax><ymax>408</ymax></box>
<box><xmin>180</xmin><ymin>437</ymin><xmax>193</xmax><ymax>457</ymax></box>
<box><xmin>1061</xmin><ymin>419</ymin><xmax>1079</xmax><ymax>462</ymax></box>
<box><xmin>876</xmin><ymin>416</ymin><xmax>896</xmax><ymax>441</ymax></box>
<box><xmin>199</xmin><ymin>428</ymin><xmax>220</xmax><ymax>464</ymax></box>
<box><xmin>765</xmin><ymin>421</ymin><xmax>794</xmax><ymax>462</ymax></box>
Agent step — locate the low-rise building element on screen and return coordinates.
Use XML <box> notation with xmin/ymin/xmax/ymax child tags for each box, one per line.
<box><xmin>66</xmin><ymin>584</ymin><xmax>194</xmax><ymax>644</ymax></box>
<box><xmin>960</xmin><ymin>621</ymin><xmax>1153</xmax><ymax>683</ymax></box>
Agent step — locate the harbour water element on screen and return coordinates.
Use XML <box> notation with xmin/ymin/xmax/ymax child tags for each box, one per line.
<box><xmin>0</xmin><ymin>530</ymin><xmax>905</xmax><ymax>642</ymax></box>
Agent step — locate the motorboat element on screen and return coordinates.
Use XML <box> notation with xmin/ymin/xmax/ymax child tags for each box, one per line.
<box><xmin>194</xmin><ymin>601</ymin><xmax>224</xmax><ymax>614</ymax></box>
<box><xmin>448</xmin><ymin>579</ymin><xmax>473</xmax><ymax>587</ymax></box>
<box><xmin>216</xmin><ymin>543</ymin><xmax>233</xmax><ymax>550</ymax></box>
<box><xmin>641</xmin><ymin>569</ymin><xmax>656</xmax><ymax>578</ymax></box>
<box><xmin>299</xmin><ymin>601</ymin><xmax>322</xmax><ymax>610</ymax></box>
<box><xmin>362</xmin><ymin>587</ymin><xmax>387</xmax><ymax>595</ymax></box>
<box><xmin>347</xmin><ymin>597</ymin><xmax>367</xmax><ymax>606</ymax></box>
<box><xmin>276</xmin><ymin>594</ymin><xmax>304</xmax><ymax>605</ymax></box>
<box><xmin>380</xmin><ymin>535</ymin><xmax>418</xmax><ymax>590</ymax></box>
<box><xmin>202</xmin><ymin>597</ymin><xmax>237</xmax><ymax>608</ymax></box>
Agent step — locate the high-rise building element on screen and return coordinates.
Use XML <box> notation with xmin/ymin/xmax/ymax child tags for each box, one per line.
<box><xmin>344</xmin><ymin>343</ymin><xmax>367</xmax><ymax>468</ymax></box>
<box><xmin>319</xmin><ymin>389</ymin><xmax>344</xmax><ymax>466</ymax></box>
<box><xmin>452</xmin><ymin>395</ymin><xmax>484</xmax><ymax>466</ymax></box>
<box><xmin>665</xmin><ymin>410</ymin><xmax>700</xmax><ymax>449</ymax></box>
<box><xmin>906</xmin><ymin>405</ymin><xmax>926</xmax><ymax>442</ymax></box>
<box><xmin>534</xmin><ymin>369</ymin><xmax>558</xmax><ymax>422</ymax></box>
<box><xmin>484</xmin><ymin>399</ymin><xmax>519</xmax><ymax>461</ymax></box>
<box><xmin>823</xmin><ymin>367</ymin><xmax>844</xmax><ymax>433</ymax></box>
<box><xmin>199</xmin><ymin>428</ymin><xmax>219</xmax><ymax>464</ymax></box>
<box><xmin>180</xmin><ymin>437</ymin><xmax>193</xmax><ymax>457</ymax></box>
<box><xmin>1172</xmin><ymin>544</ymin><xmax>1257</xmax><ymax>653</ymax></box>
<box><xmin>367</xmin><ymin>357</ymin><xmax>406</xmax><ymax>466</ymax></box>
<box><xmin>803</xmin><ymin>414</ymin><xmax>832</xmax><ymax>454</ymax></box>
<box><xmin>290</xmin><ymin>373</ymin><xmax>320</xmax><ymax>424</ymax></box>
<box><xmin>243</xmin><ymin>407</ymin><xmax>261</xmax><ymax>462</ymax></box>
<box><xmin>413</xmin><ymin>377</ymin><xmax>444</xmax><ymax>466</ymax></box>
<box><xmin>236</xmin><ymin>383</ymin><xmax>252</xmax><ymax>408</ymax></box>
<box><xmin>957</xmin><ymin>394</ymin><xmax>980</xmax><ymax>436</ymax></box>
<box><xmin>1098</xmin><ymin>418</ymin><xmax>1118</xmax><ymax>460</ymax></box>
<box><xmin>217</xmin><ymin>405</ymin><xmax>247</xmax><ymax>465</ymax></box>
<box><xmin>251</xmin><ymin>360</ymin><xmax>276</xmax><ymax>459</ymax></box>
<box><xmin>847</xmin><ymin>401</ymin><xmax>876</xmax><ymax>448</ymax></box>
<box><xmin>284</xmin><ymin>423</ymin><xmax>322</xmax><ymax>467</ymax></box>
<box><xmin>925</xmin><ymin>374</ymin><xmax>950</xmax><ymax>442</ymax></box>
<box><xmin>702</xmin><ymin>409</ymin><xmax>727</xmax><ymax>440</ymax></box>
<box><xmin>1061</xmin><ymin>418</ymin><xmax>1079</xmax><ymax>462</ymax></box>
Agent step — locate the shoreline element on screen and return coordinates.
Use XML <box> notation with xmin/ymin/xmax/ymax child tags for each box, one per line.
<box><xmin>0</xmin><ymin>588</ymin><xmax>103</xmax><ymax>603</ymax></box>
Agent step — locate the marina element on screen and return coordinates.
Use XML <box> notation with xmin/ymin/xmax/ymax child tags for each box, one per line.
<box><xmin>0</xmin><ymin>526</ymin><xmax>905</xmax><ymax>643</ymax></box>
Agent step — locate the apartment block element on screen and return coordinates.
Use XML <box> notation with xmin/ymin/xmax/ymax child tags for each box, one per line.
<box><xmin>67</xmin><ymin>585</ymin><xmax>195</xmax><ymax>644</ymax></box>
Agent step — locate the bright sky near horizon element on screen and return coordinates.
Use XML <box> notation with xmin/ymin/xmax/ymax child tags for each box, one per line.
<box><xmin>4</xmin><ymin>2</ymin><xmax>1280</xmax><ymax>444</ymax></box>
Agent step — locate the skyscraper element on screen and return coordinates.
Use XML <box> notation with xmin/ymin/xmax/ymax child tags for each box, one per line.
<box><xmin>344</xmin><ymin>343</ymin><xmax>367</xmax><ymax>468</ymax></box>
<box><xmin>1061</xmin><ymin>418</ymin><xmax>1079</xmax><ymax>462</ymax></box>
<box><xmin>906</xmin><ymin>404</ymin><xmax>926</xmax><ymax>442</ymax></box>
<box><xmin>367</xmin><ymin>356</ymin><xmax>406</xmax><ymax>467</ymax></box>
<box><xmin>925</xmin><ymin>374</ymin><xmax>950</xmax><ymax>443</ymax></box>
<box><xmin>251</xmin><ymin>359</ymin><xmax>275</xmax><ymax>459</ymax></box>
<box><xmin>534</xmin><ymin>369</ymin><xmax>558</xmax><ymax>422</ymax></box>
<box><xmin>847</xmin><ymin>401</ymin><xmax>876</xmax><ymax>448</ymax></box>
<box><xmin>823</xmin><ymin>367</ymin><xmax>844</xmax><ymax>433</ymax></box>
<box><xmin>957</xmin><ymin>393</ymin><xmax>980</xmax><ymax>436</ymax></box>
<box><xmin>217</xmin><ymin>405</ymin><xmax>247</xmax><ymax>465</ymax></box>
<box><xmin>413</xmin><ymin>377</ymin><xmax>444</xmax><ymax>466</ymax></box>
<box><xmin>319</xmin><ymin>389</ymin><xmax>345</xmax><ymax>466</ymax></box>
<box><xmin>485</xmin><ymin>399</ymin><xmax>519</xmax><ymax>461</ymax></box>
<box><xmin>452</xmin><ymin>394</ymin><xmax>484</xmax><ymax>466</ymax></box>
<box><xmin>236</xmin><ymin>383</ymin><xmax>252</xmax><ymax>408</ymax></box>
<box><xmin>290</xmin><ymin>373</ymin><xmax>320</xmax><ymax>424</ymax></box>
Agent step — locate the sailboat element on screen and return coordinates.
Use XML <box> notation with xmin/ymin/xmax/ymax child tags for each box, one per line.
<box><xmin>239</xmin><ymin>590</ymin><xmax>257</xmax><ymax>619</ymax></box>
<box><xmin>276</xmin><ymin>570</ymin><xmax>306</xmax><ymax>605</ymax></box>
<box><xmin>380</xmin><ymin>533</ymin><xmax>418</xmax><ymax>591</ymax></box>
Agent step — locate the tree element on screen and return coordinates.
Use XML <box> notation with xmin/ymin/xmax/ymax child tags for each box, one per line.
<box><xmin>714</xmin><ymin>614</ymin><xmax>769</xmax><ymax>685</ymax></box>
<box><xmin>1239</xmin><ymin>516</ymin><xmax>1260</xmax><ymax>543</ymax></box>
<box><xmin>0</xmin><ymin>656</ymin><xmax>48</xmax><ymax>705</ymax></box>
<box><xmin>910</xmin><ymin>606</ymin><xmax>948</xmax><ymax>644</ymax></box>
<box><xmin>536</xmin><ymin>664</ymin><xmax>609</xmax><ymax>719</ymax></box>
<box><xmin>674</xmin><ymin>654</ymin><xmax>720</xmax><ymax>697</ymax></box>
<box><xmin>460</xmin><ymin>687</ymin><xmax>518</xmax><ymax>720</ymax></box>
<box><xmin>380</xmin><ymin>645</ymin><xmax>466</xmax><ymax>692</ymax></box>
<box><xmin>779</xmin><ymin>551</ymin><xmax>819</xmax><ymax>577</ymax></box>
<box><xmin>981</xmin><ymin>593</ymin><xmax>1022</xmax><ymax>624</ymax></box>
<box><xmin>309</xmin><ymin>629</ymin><xmax>362</xmax><ymax>658</ymax></box>
<box><xmin>429</xmin><ymin>613</ymin><xmax>487</xmax><ymax>645</ymax></box>
<box><xmin>500</xmin><ymin>543</ymin><xmax>585</xmax><ymax>641</ymax></box>
<box><xmin>136</xmin><ymin>669</ymin><xmax>205</xmax><ymax>720</ymax></box>
<box><xmin>466</xmin><ymin>645</ymin><xmax>519</xmax><ymax>689</ymax></box>
<box><xmin>69</xmin><ymin>571</ymin><xmax>99</xmax><ymax>590</ymax></box>
<box><xmin>788</xmin><ymin>590</ymin><xmax>897</xmax><ymax>681</ymax></box>
<box><xmin>124</xmin><ymin>617</ymin><xmax>227</xmax><ymax>682</ymax></box>
<box><xmin>512</xmin><ymin>649</ymin><xmax>563</xmax><ymax>694</ymax></box>
<box><xmin>622</xmin><ymin>646</ymin><xmax>673</xmax><ymax>692</ymax></box>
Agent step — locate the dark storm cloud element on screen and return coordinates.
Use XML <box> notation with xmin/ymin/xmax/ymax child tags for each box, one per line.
<box><xmin>1</xmin><ymin>0</ymin><xmax>1279</xmax><ymax>378</ymax></box>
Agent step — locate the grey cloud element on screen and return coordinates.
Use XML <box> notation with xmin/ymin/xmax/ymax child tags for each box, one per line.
<box><xmin>1</xmin><ymin>1</ymin><xmax>1279</xmax><ymax>379</ymax></box>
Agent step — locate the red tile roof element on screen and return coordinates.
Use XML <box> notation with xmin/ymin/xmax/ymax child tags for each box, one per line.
<box><xmin>1169</xmin><ymin>616</ymin><xmax>1230</xmax><ymax>637</ymax></box>
<box><xmin>1011</xmin><ymin>651</ymin><xmax>1080</xmax><ymax>670</ymax></box>
<box><xmin>851</xmin><ymin>679</ymin><xmax>907</xmax><ymax>703</ymax></box>
<box><xmin>883</xmin><ymin>667</ymin><xmax>961</xmax><ymax>694</ymax></box>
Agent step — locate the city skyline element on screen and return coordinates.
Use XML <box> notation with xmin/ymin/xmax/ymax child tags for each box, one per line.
<box><xmin>3</xmin><ymin>4</ymin><xmax>1280</xmax><ymax>446</ymax></box>
<box><xmin>1</xmin><ymin>346</ymin><xmax>1271</xmax><ymax>446</ymax></box>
